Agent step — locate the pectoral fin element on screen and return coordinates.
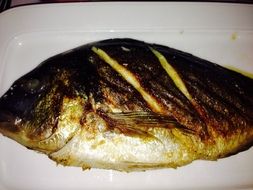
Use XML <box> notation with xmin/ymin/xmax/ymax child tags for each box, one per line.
<box><xmin>98</xmin><ymin>111</ymin><xmax>194</xmax><ymax>135</ymax></box>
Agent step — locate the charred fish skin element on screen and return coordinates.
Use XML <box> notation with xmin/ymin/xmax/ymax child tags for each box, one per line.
<box><xmin>0</xmin><ymin>38</ymin><xmax>252</xmax><ymax>171</ymax></box>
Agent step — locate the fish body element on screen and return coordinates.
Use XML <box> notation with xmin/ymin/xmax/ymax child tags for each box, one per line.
<box><xmin>0</xmin><ymin>39</ymin><xmax>252</xmax><ymax>171</ymax></box>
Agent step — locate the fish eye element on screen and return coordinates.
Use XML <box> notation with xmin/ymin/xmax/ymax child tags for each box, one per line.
<box><xmin>22</xmin><ymin>78</ymin><xmax>42</xmax><ymax>94</ymax></box>
<box><xmin>26</xmin><ymin>79</ymin><xmax>40</xmax><ymax>89</ymax></box>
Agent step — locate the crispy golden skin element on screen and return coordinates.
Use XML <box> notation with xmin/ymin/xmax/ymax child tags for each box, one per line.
<box><xmin>0</xmin><ymin>39</ymin><xmax>252</xmax><ymax>171</ymax></box>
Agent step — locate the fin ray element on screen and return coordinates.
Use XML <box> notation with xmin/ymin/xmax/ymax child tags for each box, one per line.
<box><xmin>98</xmin><ymin>111</ymin><xmax>194</xmax><ymax>134</ymax></box>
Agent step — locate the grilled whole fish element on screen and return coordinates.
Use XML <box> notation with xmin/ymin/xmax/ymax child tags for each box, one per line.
<box><xmin>0</xmin><ymin>39</ymin><xmax>253</xmax><ymax>171</ymax></box>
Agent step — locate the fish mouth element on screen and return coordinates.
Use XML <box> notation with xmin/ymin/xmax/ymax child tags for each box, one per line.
<box><xmin>0</xmin><ymin>110</ymin><xmax>19</xmax><ymax>135</ymax></box>
<box><xmin>0</xmin><ymin>110</ymin><xmax>15</xmax><ymax>122</ymax></box>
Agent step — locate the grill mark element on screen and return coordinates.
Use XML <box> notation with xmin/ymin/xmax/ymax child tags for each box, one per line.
<box><xmin>96</xmin><ymin>43</ymin><xmax>195</xmax><ymax>112</ymax></box>
<box><xmin>97</xmin><ymin>63</ymin><xmax>137</xmax><ymax>94</ymax></box>
<box><xmin>93</xmin><ymin>44</ymin><xmax>210</xmax><ymax>135</ymax></box>
<box><xmin>92</xmin><ymin>47</ymin><xmax>163</xmax><ymax>113</ymax></box>
<box><xmin>183</xmin><ymin>77</ymin><xmax>251</xmax><ymax>137</ymax></box>
<box><xmin>184</xmin><ymin>72</ymin><xmax>253</xmax><ymax>121</ymax></box>
<box><xmin>185</xmin><ymin>78</ymin><xmax>250</xmax><ymax>128</ymax></box>
<box><xmin>150</xmin><ymin>48</ymin><xmax>210</xmax><ymax>136</ymax></box>
<box><xmin>148</xmin><ymin>81</ymin><xmax>193</xmax><ymax>113</ymax></box>
<box><xmin>100</xmin><ymin>81</ymin><xmax>150</xmax><ymax>112</ymax></box>
<box><xmin>150</xmin><ymin>48</ymin><xmax>193</xmax><ymax>102</ymax></box>
<box><xmin>91</xmin><ymin>53</ymin><xmax>150</xmax><ymax>112</ymax></box>
<box><xmin>150</xmin><ymin>48</ymin><xmax>207</xmax><ymax>120</ymax></box>
<box><xmin>186</xmin><ymin>77</ymin><xmax>236</xmax><ymax>116</ymax></box>
<box><xmin>204</xmin><ymin>79</ymin><xmax>253</xmax><ymax>119</ymax></box>
<box><xmin>156</xmin><ymin>47</ymin><xmax>253</xmax><ymax>120</ymax></box>
<box><xmin>147</xmin><ymin>81</ymin><xmax>205</xmax><ymax>133</ymax></box>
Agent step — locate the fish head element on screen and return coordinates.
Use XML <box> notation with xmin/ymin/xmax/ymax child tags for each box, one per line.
<box><xmin>0</xmin><ymin>60</ymin><xmax>73</xmax><ymax>150</ymax></box>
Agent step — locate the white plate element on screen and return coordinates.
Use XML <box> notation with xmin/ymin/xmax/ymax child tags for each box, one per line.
<box><xmin>0</xmin><ymin>2</ymin><xmax>253</xmax><ymax>190</ymax></box>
